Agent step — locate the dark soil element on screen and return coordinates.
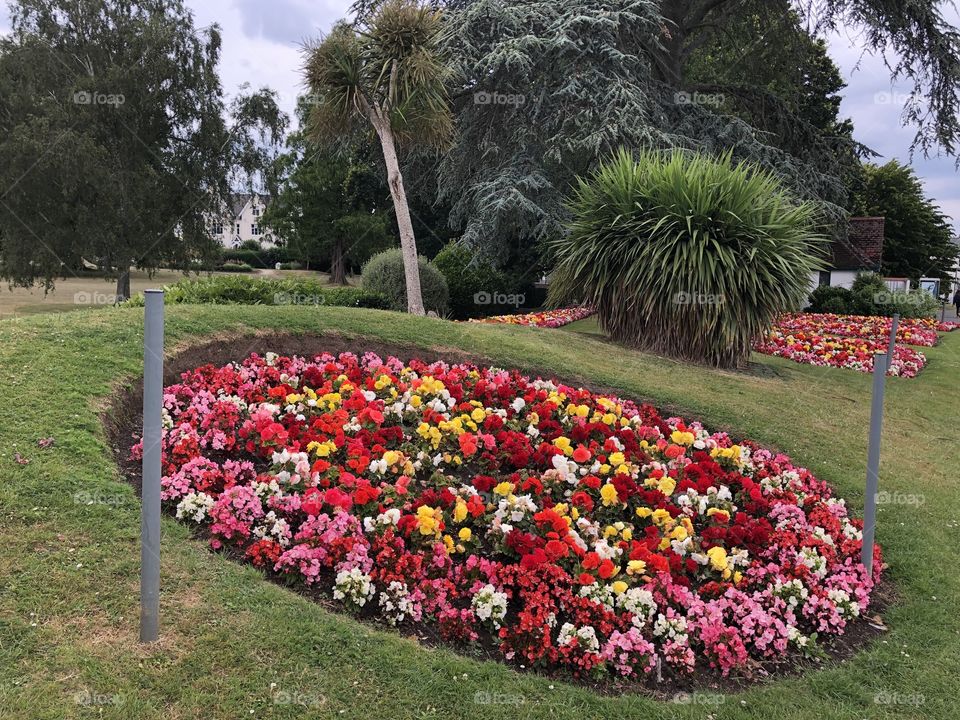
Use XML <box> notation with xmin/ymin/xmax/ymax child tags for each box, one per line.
<box><xmin>102</xmin><ymin>330</ymin><xmax>893</xmax><ymax>698</ymax></box>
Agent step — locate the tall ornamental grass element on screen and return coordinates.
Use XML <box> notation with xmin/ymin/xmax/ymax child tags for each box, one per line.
<box><xmin>549</xmin><ymin>149</ymin><xmax>827</xmax><ymax>367</ymax></box>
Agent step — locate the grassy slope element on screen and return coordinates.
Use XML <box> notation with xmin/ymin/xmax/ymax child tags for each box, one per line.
<box><xmin>0</xmin><ymin>305</ymin><xmax>956</xmax><ymax>720</ymax></box>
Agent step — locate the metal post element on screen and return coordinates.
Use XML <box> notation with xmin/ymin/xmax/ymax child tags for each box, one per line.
<box><xmin>861</xmin><ymin>351</ymin><xmax>887</xmax><ymax>577</ymax></box>
<box><xmin>140</xmin><ymin>289</ymin><xmax>164</xmax><ymax>643</ymax></box>
<box><xmin>886</xmin><ymin>313</ymin><xmax>899</xmax><ymax>372</ymax></box>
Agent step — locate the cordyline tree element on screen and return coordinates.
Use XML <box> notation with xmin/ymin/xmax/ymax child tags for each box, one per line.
<box><xmin>0</xmin><ymin>0</ymin><xmax>287</xmax><ymax>300</ymax></box>
<box><xmin>362</xmin><ymin>0</ymin><xmax>960</xmax><ymax>260</ymax></box>
<box><xmin>303</xmin><ymin>0</ymin><xmax>452</xmax><ymax>315</ymax></box>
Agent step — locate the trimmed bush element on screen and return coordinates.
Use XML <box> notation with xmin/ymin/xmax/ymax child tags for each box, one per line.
<box><xmin>807</xmin><ymin>273</ymin><xmax>938</xmax><ymax>319</ymax></box>
<box><xmin>361</xmin><ymin>248</ymin><xmax>449</xmax><ymax>315</ymax></box>
<box><xmin>807</xmin><ymin>285</ymin><xmax>853</xmax><ymax>314</ymax></box>
<box><xmin>550</xmin><ymin>149</ymin><xmax>827</xmax><ymax>368</ymax></box>
<box><xmin>432</xmin><ymin>241</ymin><xmax>509</xmax><ymax>319</ymax></box>
<box><xmin>125</xmin><ymin>276</ymin><xmax>389</xmax><ymax>309</ymax></box>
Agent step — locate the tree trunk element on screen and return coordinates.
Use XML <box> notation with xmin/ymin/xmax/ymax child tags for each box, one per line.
<box><xmin>373</xmin><ymin>117</ymin><xmax>425</xmax><ymax>315</ymax></box>
<box><xmin>330</xmin><ymin>238</ymin><xmax>347</xmax><ymax>285</ymax></box>
<box><xmin>116</xmin><ymin>266</ymin><xmax>131</xmax><ymax>303</ymax></box>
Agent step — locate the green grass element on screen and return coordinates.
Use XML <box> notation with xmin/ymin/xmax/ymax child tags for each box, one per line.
<box><xmin>0</xmin><ymin>305</ymin><xmax>956</xmax><ymax>719</ymax></box>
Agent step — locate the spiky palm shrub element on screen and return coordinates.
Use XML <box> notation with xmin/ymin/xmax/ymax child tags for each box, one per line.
<box><xmin>549</xmin><ymin>149</ymin><xmax>827</xmax><ymax>368</ymax></box>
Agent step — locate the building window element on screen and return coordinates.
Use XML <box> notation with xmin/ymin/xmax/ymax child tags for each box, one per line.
<box><xmin>211</xmin><ymin>221</ymin><xmax>223</xmax><ymax>235</ymax></box>
<box><xmin>818</xmin><ymin>271</ymin><xmax>831</xmax><ymax>287</ymax></box>
<box><xmin>253</xmin><ymin>206</ymin><xmax>261</xmax><ymax>217</ymax></box>
<box><xmin>251</xmin><ymin>224</ymin><xmax>261</xmax><ymax>236</ymax></box>
<box><xmin>234</xmin><ymin>223</ymin><xmax>240</xmax><ymax>235</ymax></box>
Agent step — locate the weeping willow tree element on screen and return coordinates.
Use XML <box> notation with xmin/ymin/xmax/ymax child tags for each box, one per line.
<box><xmin>549</xmin><ymin>149</ymin><xmax>827</xmax><ymax>368</ymax></box>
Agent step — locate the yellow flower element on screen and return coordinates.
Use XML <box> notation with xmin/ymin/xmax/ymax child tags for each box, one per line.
<box><xmin>453</xmin><ymin>500</ymin><xmax>468</xmax><ymax>523</ymax></box>
<box><xmin>416</xmin><ymin>505</ymin><xmax>442</xmax><ymax>536</ymax></box>
<box><xmin>706</xmin><ymin>546</ymin><xmax>728</xmax><ymax>571</ymax></box>
<box><xmin>621</xmin><ymin>528</ymin><xmax>633</xmax><ymax>542</ymax></box>
<box><xmin>442</xmin><ymin>535</ymin><xmax>455</xmax><ymax>553</ymax></box>
<box><xmin>671</xmin><ymin>525</ymin><xmax>688</xmax><ymax>541</ymax></box>
<box><xmin>635</xmin><ymin>507</ymin><xmax>653</xmax><ymax>519</ymax></box>
<box><xmin>608</xmin><ymin>451</ymin><xmax>625</xmax><ymax>466</ymax></box>
<box><xmin>627</xmin><ymin>560</ymin><xmax>646</xmax><ymax>575</ymax></box>
<box><xmin>470</xmin><ymin>407</ymin><xmax>486</xmax><ymax>423</ymax></box>
<box><xmin>657</xmin><ymin>477</ymin><xmax>677</xmax><ymax>496</ymax></box>
<box><xmin>409</xmin><ymin>395</ymin><xmax>422</xmax><ymax>408</ymax></box>
<box><xmin>611</xmin><ymin>580</ymin><xmax>628</xmax><ymax>594</ymax></box>
<box><xmin>383</xmin><ymin>450</ymin><xmax>400</xmax><ymax>466</ymax></box>
<box><xmin>600</xmin><ymin>483</ymin><xmax>619</xmax><ymax>506</ymax></box>
<box><xmin>494</xmin><ymin>481</ymin><xmax>514</xmax><ymax>496</ymax></box>
<box><xmin>458</xmin><ymin>527</ymin><xmax>472</xmax><ymax>542</ymax></box>
<box><xmin>670</xmin><ymin>430</ymin><xmax>695</xmax><ymax>446</ymax></box>
<box><xmin>651</xmin><ymin>508</ymin><xmax>672</xmax><ymax>526</ymax></box>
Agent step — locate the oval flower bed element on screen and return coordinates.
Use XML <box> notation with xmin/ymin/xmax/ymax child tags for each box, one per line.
<box><xmin>134</xmin><ymin>351</ymin><xmax>880</xmax><ymax>681</ymax></box>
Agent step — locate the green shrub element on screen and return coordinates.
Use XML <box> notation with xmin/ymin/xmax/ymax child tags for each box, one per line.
<box><xmin>549</xmin><ymin>149</ymin><xmax>827</xmax><ymax>368</ymax></box>
<box><xmin>361</xmin><ymin>248</ymin><xmax>449</xmax><ymax>315</ymax></box>
<box><xmin>807</xmin><ymin>284</ymin><xmax>853</xmax><ymax>314</ymax></box>
<box><xmin>125</xmin><ymin>276</ymin><xmax>389</xmax><ymax>309</ymax></box>
<box><xmin>218</xmin><ymin>262</ymin><xmax>255</xmax><ymax>273</ymax></box>
<box><xmin>432</xmin><ymin>242</ymin><xmax>510</xmax><ymax>319</ymax></box>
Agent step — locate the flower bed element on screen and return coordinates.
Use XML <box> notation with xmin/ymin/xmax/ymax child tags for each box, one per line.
<box><xmin>136</xmin><ymin>351</ymin><xmax>880</xmax><ymax>681</ymax></box>
<box><xmin>468</xmin><ymin>306</ymin><xmax>595</xmax><ymax>328</ymax></box>
<box><xmin>754</xmin><ymin>328</ymin><xmax>927</xmax><ymax>378</ymax></box>
<box><xmin>772</xmin><ymin>313</ymin><xmax>943</xmax><ymax>348</ymax></box>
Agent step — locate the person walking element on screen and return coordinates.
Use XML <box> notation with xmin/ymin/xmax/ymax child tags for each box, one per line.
<box><xmin>954</xmin><ymin>286</ymin><xmax>960</xmax><ymax>316</ymax></box>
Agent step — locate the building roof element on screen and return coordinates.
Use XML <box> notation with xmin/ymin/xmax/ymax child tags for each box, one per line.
<box><xmin>227</xmin><ymin>192</ymin><xmax>270</xmax><ymax>220</ymax></box>
<box><xmin>828</xmin><ymin>216</ymin><xmax>884</xmax><ymax>271</ymax></box>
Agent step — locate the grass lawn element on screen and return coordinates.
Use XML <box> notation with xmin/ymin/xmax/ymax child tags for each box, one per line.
<box><xmin>0</xmin><ymin>305</ymin><xmax>956</xmax><ymax>719</ymax></box>
<box><xmin>0</xmin><ymin>268</ymin><xmax>352</xmax><ymax>319</ymax></box>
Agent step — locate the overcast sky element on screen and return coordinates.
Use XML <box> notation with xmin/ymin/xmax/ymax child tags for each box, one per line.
<box><xmin>2</xmin><ymin>0</ymin><xmax>958</xmax><ymax>234</ymax></box>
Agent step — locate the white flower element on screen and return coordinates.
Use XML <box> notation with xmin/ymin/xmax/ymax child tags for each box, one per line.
<box><xmin>471</xmin><ymin>584</ymin><xmax>508</xmax><ymax>628</ymax></box>
<box><xmin>557</xmin><ymin>623</ymin><xmax>600</xmax><ymax>652</ymax></box>
<box><xmin>333</xmin><ymin>567</ymin><xmax>376</xmax><ymax>608</ymax></box>
<box><xmin>511</xmin><ymin>397</ymin><xmax>526</xmax><ymax>413</ymax></box>
<box><xmin>175</xmin><ymin>492</ymin><xmax>214</xmax><ymax>523</ymax></box>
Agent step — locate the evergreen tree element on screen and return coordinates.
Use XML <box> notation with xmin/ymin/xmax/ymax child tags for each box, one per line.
<box><xmin>853</xmin><ymin>160</ymin><xmax>958</xmax><ymax>283</ymax></box>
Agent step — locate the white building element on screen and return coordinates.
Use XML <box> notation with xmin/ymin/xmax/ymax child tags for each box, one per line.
<box><xmin>208</xmin><ymin>193</ymin><xmax>277</xmax><ymax>248</ymax></box>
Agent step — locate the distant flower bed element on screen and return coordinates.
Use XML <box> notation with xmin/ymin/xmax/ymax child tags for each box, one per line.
<box><xmin>772</xmin><ymin>313</ymin><xmax>945</xmax><ymax>348</ymax></box>
<box><xmin>754</xmin><ymin>327</ymin><xmax>926</xmax><ymax>377</ymax></box>
<box><xmin>469</xmin><ymin>306</ymin><xmax>595</xmax><ymax>328</ymax></box>
<box><xmin>135</xmin><ymin>350</ymin><xmax>880</xmax><ymax>681</ymax></box>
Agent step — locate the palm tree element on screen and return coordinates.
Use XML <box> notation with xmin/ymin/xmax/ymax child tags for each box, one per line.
<box><xmin>303</xmin><ymin>1</ymin><xmax>452</xmax><ymax>315</ymax></box>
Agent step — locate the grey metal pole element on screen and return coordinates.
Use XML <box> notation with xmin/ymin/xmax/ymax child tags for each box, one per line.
<box><xmin>140</xmin><ymin>289</ymin><xmax>164</xmax><ymax>643</ymax></box>
<box><xmin>861</xmin><ymin>351</ymin><xmax>887</xmax><ymax>577</ymax></box>
<box><xmin>885</xmin><ymin>313</ymin><xmax>899</xmax><ymax>374</ymax></box>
